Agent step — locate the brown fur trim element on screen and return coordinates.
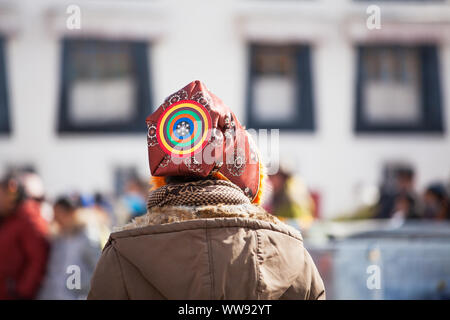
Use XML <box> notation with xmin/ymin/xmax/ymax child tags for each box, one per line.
<box><xmin>115</xmin><ymin>204</ymin><xmax>281</xmax><ymax>232</ymax></box>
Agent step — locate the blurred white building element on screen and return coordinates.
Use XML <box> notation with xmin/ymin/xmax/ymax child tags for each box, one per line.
<box><xmin>0</xmin><ymin>0</ymin><xmax>450</xmax><ymax>218</ymax></box>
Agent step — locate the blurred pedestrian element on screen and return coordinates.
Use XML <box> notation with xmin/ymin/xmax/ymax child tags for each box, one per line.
<box><xmin>88</xmin><ymin>80</ymin><xmax>325</xmax><ymax>300</ymax></box>
<box><xmin>121</xmin><ymin>178</ymin><xmax>148</xmax><ymax>222</ymax></box>
<box><xmin>423</xmin><ymin>183</ymin><xmax>450</xmax><ymax>220</ymax></box>
<box><xmin>38</xmin><ymin>196</ymin><xmax>101</xmax><ymax>300</ymax></box>
<box><xmin>390</xmin><ymin>191</ymin><xmax>420</xmax><ymax>223</ymax></box>
<box><xmin>20</xmin><ymin>171</ymin><xmax>53</xmax><ymax>223</ymax></box>
<box><xmin>267</xmin><ymin>168</ymin><xmax>315</xmax><ymax>228</ymax></box>
<box><xmin>375</xmin><ymin>166</ymin><xmax>419</xmax><ymax>219</ymax></box>
<box><xmin>0</xmin><ymin>172</ymin><xmax>49</xmax><ymax>299</ymax></box>
<box><xmin>94</xmin><ymin>192</ymin><xmax>116</xmax><ymax>227</ymax></box>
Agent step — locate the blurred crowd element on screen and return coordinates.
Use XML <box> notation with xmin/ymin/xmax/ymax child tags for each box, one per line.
<box><xmin>0</xmin><ymin>168</ymin><xmax>148</xmax><ymax>300</ymax></box>
<box><xmin>263</xmin><ymin>163</ymin><xmax>450</xmax><ymax>226</ymax></box>
<box><xmin>336</xmin><ymin>164</ymin><xmax>450</xmax><ymax>222</ymax></box>
<box><xmin>374</xmin><ymin>165</ymin><xmax>450</xmax><ymax>221</ymax></box>
<box><xmin>0</xmin><ymin>164</ymin><xmax>449</xmax><ymax>300</ymax></box>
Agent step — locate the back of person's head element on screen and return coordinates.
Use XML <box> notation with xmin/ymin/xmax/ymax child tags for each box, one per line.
<box><xmin>422</xmin><ymin>183</ymin><xmax>450</xmax><ymax>219</ymax></box>
<box><xmin>20</xmin><ymin>172</ymin><xmax>45</xmax><ymax>202</ymax></box>
<box><xmin>54</xmin><ymin>195</ymin><xmax>80</xmax><ymax>213</ymax></box>
<box><xmin>426</xmin><ymin>183</ymin><xmax>448</xmax><ymax>201</ymax></box>
<box><xmin>146</xmin><ymin>80</ymin><xmax>264</xmax><ymax>209</ymax></box>
<box><xmin>53</xmin><ymin>195</ymin><xmax>84</xmax><ymax>231</ymax></box>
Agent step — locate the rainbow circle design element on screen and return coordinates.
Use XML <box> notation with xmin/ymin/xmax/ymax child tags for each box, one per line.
<box><xmin>156</xmin><ymin>100</ymin><xmax>212</xmax><ymax>157</ymax></box>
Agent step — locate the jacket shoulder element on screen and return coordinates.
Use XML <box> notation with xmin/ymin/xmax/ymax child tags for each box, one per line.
<box><xmin>109</xmin><ymin>217</ymin><xmax>303</xmax><ymax>243</ymax></box>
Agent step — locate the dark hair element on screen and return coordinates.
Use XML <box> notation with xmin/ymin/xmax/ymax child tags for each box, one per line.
<box><xmin>54</xmin><ymin>196</ymin><xmax>80</xmax><ymax>212</ymax></box>
<box><xmin>0</xmin><ymin>172</ymin><xmax>26</xmax><ymax>204</ymax></box>
<box><xmin>396</xmin><ymin>167</ymin><xmax>415</xmax><ymax>180</ymax></box>
<box><xmin>426</xmin><ymin>183</ymin><xmax>448</xmax><ymax>201</ymax></box>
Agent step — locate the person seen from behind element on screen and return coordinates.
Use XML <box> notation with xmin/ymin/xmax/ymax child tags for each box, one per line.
<box><xmin>423</xmin><ymin>183</ymin><xmax>450</xmax><ymax>220</ymax></box>
<box><xmin>375</xmin><ymin>166</ymin><xmax>419</xmax><ymax>219</ymax></box>
<box><xmin>88</xmin><ymin>80</ymin><xmax>325</xmax><ymax>300</ymax></box>
<box><xmin>38</xmin><ymin>196</ymin><xmax>101</xmax><ymax>300</ymax></box>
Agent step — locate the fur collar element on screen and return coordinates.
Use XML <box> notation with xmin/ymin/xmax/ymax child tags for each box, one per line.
<box><xmin>115</xmin><ymin>204</ymin><xmax>281</xmax><ymax>232</ymax></box>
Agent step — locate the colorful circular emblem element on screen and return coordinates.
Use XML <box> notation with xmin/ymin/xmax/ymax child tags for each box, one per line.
<box><xmin>156</xmin><ymin>100</ymin><xmax>212</xmax><ymax>157</ymax></box>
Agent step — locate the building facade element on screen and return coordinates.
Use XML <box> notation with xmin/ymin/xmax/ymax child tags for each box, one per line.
<box><xmin>0</xmin><ymin>0</ymin><xmax>449</xmax><ymax>218</ymax></box>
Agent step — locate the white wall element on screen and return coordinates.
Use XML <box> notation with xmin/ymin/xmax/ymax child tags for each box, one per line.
<box><xmin>1</xmin><ymin>0</ymin><xmax>450</xmax><ymax>218</ymax></box>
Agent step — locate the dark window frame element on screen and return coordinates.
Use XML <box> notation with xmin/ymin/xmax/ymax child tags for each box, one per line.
<box><xmin>246</xmin><ymin>43</ymin><xmax>315</xmax><ymax>131</ymax></box>
<box><xmin>57</xmin><ymin>38</ymin><xmax>152</xmax><ymax>134</ymax></box>
<box><xmin>0</xmin><ymin>36</ymin><xmax>10</xmax><ymax>134</ymax></box>
<box><xmin>354</xmin><ymin>44</ymin><xmax>444</xmax><ymax>134</ymax></box>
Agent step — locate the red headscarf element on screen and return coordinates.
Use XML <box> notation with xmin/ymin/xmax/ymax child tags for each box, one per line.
<box><xmin>146</xmin><ymin>80</ymin><xmax>263</xmax><ymax>204</ymax></box>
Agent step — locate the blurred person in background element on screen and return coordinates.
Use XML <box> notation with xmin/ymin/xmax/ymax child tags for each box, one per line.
<box><xmin>0</xmin><ymin>172</ymin><xmax>49</xmax><ymax>299</ymax></box>
<box><xmin>77</xmin><ymin>203</ymin><xmax>111</xmax><ymax>249</ymax></box>
<box><xmin>375</xmin><ymin>166</ymin><xmax>419</xmax><ymax>219</ymax></box>
<box><xmin>94</xmin><ymin>192</ymin><xmax>116</xmax><ymax>228</ymax></box>
<box><xmin>38</xmin><ymin>196</ymin><xmax>102</xmax><ymax>300</ymax></box>
<box><xmin>267</xmin><ymin>167</ymin><xmax>315</xmax><ymax>229</ymax></box>
<box><xmin>390</xmin><ymin>191</ymin><xmax>420</xmax><ymax>223</ymax></box>
<box><xmin>20</xmin><ymin>170</ymin><xmax>53</xmax><ymax>223</ymax></box>
<box><xmin>422</xmin><ymin>183</ymin><xmax>450</xmax><ymax>220</ymax></box>
<box><xmin>67</xmin><ymin>192</ymin><xmax>111</xmax><ymax>248</ymax></box>
<box><xmin>121</xmin><ymin>178</ymin><xmax>148</xmax><ymax>222</ymax></box>
<box><xmin>80</xmin><ymin>193</ymin><xmax>112</xmax><ymax>246</ymax></box>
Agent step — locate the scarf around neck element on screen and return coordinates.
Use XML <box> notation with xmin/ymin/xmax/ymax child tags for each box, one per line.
<box><xmin>147</xmin><ymin>179</ymin><xmax>251</xmax><ymax>209</ymax></box>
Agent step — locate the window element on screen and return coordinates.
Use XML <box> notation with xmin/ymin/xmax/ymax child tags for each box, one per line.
<box><xmin>0</xmin><ymin>36</ymin><xmax>10</xmax><ymax>134</ymax></box>
<box><xmin>355</xmin><ymin>45</ymin><xmax>443</xmax><ymax>133</ymax></box>
<box><xmin>247</xmin><ymin>44</ymin><xmax>315</xmax><ymax>131</ymax></box>
<box><xmin>58</xmin><ymin>38</ymin><xmax>152</xmax><ymax>133</ymax></box>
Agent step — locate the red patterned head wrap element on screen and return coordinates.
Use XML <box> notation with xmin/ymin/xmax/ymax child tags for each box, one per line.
<box><xmin>145</xmin><ymin>80</ymin><xmax>263</xmax><ymax>204</ymax></box>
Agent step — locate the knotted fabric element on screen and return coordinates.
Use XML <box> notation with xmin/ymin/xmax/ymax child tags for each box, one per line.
<box><xmin>147</xmin><ymin>179</ymin><xmax>251</xmax><ymax>209</ymax></box>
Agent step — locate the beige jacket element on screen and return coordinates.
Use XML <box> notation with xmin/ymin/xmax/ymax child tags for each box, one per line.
<box><xmin>87</xmin><ymin>205</ymin><xmax>325</xmax><ymax>300</ymax></box>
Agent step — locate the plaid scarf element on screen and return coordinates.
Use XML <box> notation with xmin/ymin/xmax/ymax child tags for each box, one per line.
<box><xmin>147</xmin><ymin>179</ymin><xmax>251</xmax><ymax>209</ymax></box>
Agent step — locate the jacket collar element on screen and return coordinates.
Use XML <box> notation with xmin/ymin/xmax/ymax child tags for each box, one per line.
<box><xmin>112</xmin><ymin>207</ymin><xmax>303</xmax><ymax>243</ymax></box>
